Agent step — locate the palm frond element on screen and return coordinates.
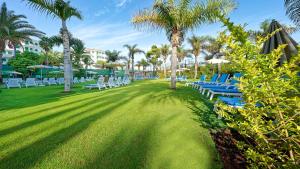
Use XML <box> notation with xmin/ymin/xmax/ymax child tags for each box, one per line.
<box><xmin>285</xmin><ymin>0</ymin><xmax>300</xmax><ymax>26</ymax></box>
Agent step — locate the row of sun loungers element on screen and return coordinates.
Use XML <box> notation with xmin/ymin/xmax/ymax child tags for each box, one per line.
<box><xmin>187</xmin><ymin>73</ymin><xmax>244</xmax><ymax>108</ymax></box>
<box><xmin>84</xmin><ymin>76</ymin><xmax>131</xmax><ymax>90</ymax></box>
<box><xmin>4</xmin><ymin>77</ymin><xmax>93</xmax><ymax>89</ymax></box>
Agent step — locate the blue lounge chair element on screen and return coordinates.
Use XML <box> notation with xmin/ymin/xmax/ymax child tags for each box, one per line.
<box><xmin>208</xmin><ymin>88</ymin><xmax>242</xmax><ymax>100</ymax></box>
<box><xmin>186</xmin><ymin>75</ymin><xmax>206</xmax><ymax>87</ymax></box>
<box><xmin>198</xmin><ymin>74</ymin><xmax>229</xmax><ymax>90</ymax></box>
<box><xmin>218</xmin><ymin>96</ymin><xmax>245</xmax><ymax>107</ymax></box>
<box><xmin>193</xmin><ymin>74</ymin><xmax>218</xmax><ymax>89</ymax></box>
<box><xmin>201</xmin><ymin>78</ymin><xmax>239</xmax><ymax>95</ymax></box>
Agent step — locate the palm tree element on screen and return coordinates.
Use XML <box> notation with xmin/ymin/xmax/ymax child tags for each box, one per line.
<box><xmin>203</xmin><ymin>37</ymin><xmax>224</xmax><ymax>60</ymax></box>
<box><xmin>132</xmin><ymin>0</ymin><xmax>235</xmax><ymax>89</ymax></box>
<box><xmin>188</xmin><ymin>35</ymin><xmax>210</xmax><ymax>79</ymax></box>
<box><xmin>123</xmin><ymin>44</ymin><xmax>144</xmax><ymax>81</ymax></box>
<box><xmin>70</xmin><ymin>38</ymin><xmax>87</xmax><ymax>68</ymax></box>
<box><xmin>105</xmin><ymin>50</ymin><xmax>123</xmax><ymax>75</ymax></box>
<box><xmin>140</xmin><ymin>58</ymin><xmax>149</xmax><ymax>76</ymax></box>
<box><xmin>136</xmin><ymin>61</ymin><xmax>142</xmax><ymax>71</ymax></box>
<box><xmin>82</xmin><ymin>55</ymin><xmax>93</xmax><ymax>78</ymax></box>
<box><xmin>177</xmin><ymin>47</ymin><xmax>188</xmax><ymax>75</ymax></box>
<box><xmin>105</xmin><ymin>50</ymin><xmax>122</xmax><ymax>63</ymax></box>
<box><xmin>160</xmin><ymin>44</ymin><xmax>170</xmax><ymax>78</ymax></box>
<box><xmin>285</xmin><ymin>0</ymin><xmax>300</xmax><ymax>27</ymax></box>
<box><xmin>26</xmin><ymin>0</ymin><xmax>82</xmax><ymax>92</ymax></box>
<box><xmin>39</xmin><ymin>36</ymin><xmax>54</xmax><ymax>65</ymax></box>
<box><xmin>0</xmin><ymin>2</ymin><xmax>44</xmax><ymax>83</ymax></box>
<box><xmin>146</xmin><ymin>45</ymin><xmax>161</xmax><ymax>75</ymax></box>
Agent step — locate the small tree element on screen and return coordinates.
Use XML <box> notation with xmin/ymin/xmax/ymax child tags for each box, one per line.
<box><xmin>216</xmin><ymin>16</ymin><xmax>300</xmax><ymax>168</ymax></box>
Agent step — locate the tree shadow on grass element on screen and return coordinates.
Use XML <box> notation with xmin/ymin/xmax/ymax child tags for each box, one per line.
<box><xmin>0</xmin><ymin>89</ymin><xmax>148</xmax><ymax>169</ymax></box>
<box><xmin>80</xmin><ymin>119</ymin><xmax>159</xmax><ymax>169</ymax></box>
<box><xmin>142</xmin><ymin>84</ymin><xmax>225</xmax><ymax>130</ymax></box>
<box><xmin>0</xmin><ymin>89</ymin><xmax>133</xmax><ymax>123</ymax></box>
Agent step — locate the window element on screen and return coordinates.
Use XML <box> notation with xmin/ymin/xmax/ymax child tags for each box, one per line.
<box><xmin>35</xmin><ymin>43</ymin><xmax>38</xmax><ymax>45</ymax></box>
<box><xmin>35</xmin><ymin>49</ymin><xmax>38</xmax><ymax>52</ymax></box>
<box><xmin>7</xmin><ymin>51</ymin><xmax>12</xmax><ymax>55</ymax></box>
<box><xmin>25</xmin><ymin>47</ymin><xmax>29</xmax><ymax>51</ymax></box>
<box><xmin>25</xmin><ymin>41</ymin><xmax>29</xmax><ymax>45</ymax></box>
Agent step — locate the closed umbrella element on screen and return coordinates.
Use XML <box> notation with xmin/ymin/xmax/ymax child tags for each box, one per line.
<box><xmin>261</xmin><ymin>20</ymin><xmax>298</xmax><ymax>66</ymax></box>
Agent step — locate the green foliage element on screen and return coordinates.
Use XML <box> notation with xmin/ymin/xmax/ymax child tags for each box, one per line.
<box><xmin>8</xmin><ymin>52</ymin><xmax>39</xmax><ymax>77</ymax></box>
<box><xmin>146</xmin><ymin>45</ymin><xmax>161</xmax><ymax>74</ymax></box>
<box><xmin>216</xmin><ymin>17</ymin><xmax>300</xmax><ymax>168</ymax></box>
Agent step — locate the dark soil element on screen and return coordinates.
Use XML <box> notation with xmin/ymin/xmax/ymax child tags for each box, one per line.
<box><xmin>211</xmin><ymin>128</ymin><xmax>247</xmax><ymax>169</ymax></box>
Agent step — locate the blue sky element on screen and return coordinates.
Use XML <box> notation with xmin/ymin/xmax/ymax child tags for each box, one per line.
<box><xmin>3</xmin><ymin>0</ymin><xmax>299</xmax><ymax>61</ymax></box>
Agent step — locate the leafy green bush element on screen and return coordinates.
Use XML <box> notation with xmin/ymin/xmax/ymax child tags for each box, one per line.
<box><xmin>216</xmin><ymin>17</ymin><xmax>300</xmax><ymax>168</ymax></box>
<box><xmin>8</xmin><ymin>52</ymin><xmax>40</xmax><ymax>77</ymax></box>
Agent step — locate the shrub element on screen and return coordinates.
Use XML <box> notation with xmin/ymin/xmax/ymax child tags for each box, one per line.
<box><xmin>216</xmin><ymin>16</ymin><xmax>300</xmax><ymax>168</ymax></box>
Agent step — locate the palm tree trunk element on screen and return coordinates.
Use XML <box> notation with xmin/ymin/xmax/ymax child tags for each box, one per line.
<box><xmin>194</xmin><ymin>55</ymin><xmax>198</xmax><ymax>79</ymax></box>
<box><xmin>164</xmin><ymin>61</ymin><xmax>167</xmax><ymax>78</ymax></box>
<box><xmin>13</xmin><ymin>46</ymin><xmax>17</xmax><ymax>58</ymax></box>
<box><xmin>0</xmin><ymin>52</ymin><xmax>3</xmax><ymax>83</ymax></box>
<box><xmin>131</xmin><ymin>56</ymin><xmax>134</xmax><ymax>81</ymax></box>
<box><xmin>170</xmin><ymin>40</ymin><xmax>178</xmax><ymax>89</ymax></box>
<box><xmin>62</xmin><ymin>20</ymin><xmax>72</xmax><ymax>92</ymax></box>
<box><xmin>45</xmin><ymin>51</ymin><xmax>49</xmax><ymax>65</ymax></box>
<box><xmin>85</xmin><ymin>65</ymin><xmax>88</xmax><ymax>78</ymax></box>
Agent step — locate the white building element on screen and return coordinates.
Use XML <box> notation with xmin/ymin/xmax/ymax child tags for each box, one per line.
<box><xmin>2</xmin><ymin>39</ymin><xmax>43</xmax><ymax>64</ymax></box>
<box><xmin>84</xmin><ymin>48</ymin><xmax>107</xmax><ymax>68</ymax></box>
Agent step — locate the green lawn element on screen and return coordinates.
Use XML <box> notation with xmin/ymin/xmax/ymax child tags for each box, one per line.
<box><xmin>0</xmin><ymin>80</ymin><xmax>222</xmax><ymax>169</ymax></box>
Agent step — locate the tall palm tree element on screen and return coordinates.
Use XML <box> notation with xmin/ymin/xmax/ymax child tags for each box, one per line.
<box><xmin>39</xmin><ymin>36</ymin><xmax>54</xmax><ymax>65</ymax></box>
<box><xmin>188</xmin><ymin>35</ymin><xmax>210</xmax><ymax>79</ymax></box>
<box><xmin>160</xmin><ymin>44</ymin><xmax>170</xmax><ymax>78</ymax></box>
<box><xmin>285</xmin><ymin>0</ymin><xmax>300</xmax><ymax>27</ymax></box>
<box><xmin>123</xmin><ymin>44</ymin><xmax>144</xmax><ymax>81</ymax></box>
<box><xmin>26</xmin><ymin>0</ymin><xmax>82</xmax><ymax>92</ymax></box>
<box><xmin>132</xmin><ymin>0</ymin><xmax>235</xmax><ymax>89</ymax></box>
<box><xmin>0</xmin><ymin>2</ymin><xmax>44</xmax><ymax>83</ymax></box>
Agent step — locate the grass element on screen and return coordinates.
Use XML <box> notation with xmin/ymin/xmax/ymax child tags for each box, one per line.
<box><xmin>0</xmin><ymin>80</ymin><xmax>222</xmax><ymax>169</ymax></box>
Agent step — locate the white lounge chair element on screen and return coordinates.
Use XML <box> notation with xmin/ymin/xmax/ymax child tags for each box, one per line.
<box><xmin>48</xmin><ymin>78</ymin><xmax>57</xmax><ymax>85</ymax></box>
<box><xmin>6</xmin><ymin>79</ymin><xmax>21</xmax><ymax>89</ymax></box>
<box><xmin>43</xmin><ymin>78</ymin><xmax>49</xmax><ymax>85</ymax></box>
<box><xmin>107</xmin><ymin>76</ymin><xmax>116</xmax><ymax>88</ymax></box>
<box><xmin>25</xmin><ymin>78</ymin><xmax>37</xmax><ymax>88</ymax></box>
<box><xmin>85</xmin><ymin>76</ymin><xmax>106</xmax><ymax>90</ymax></box>
<box><xmin>80</xmin><ymin>77</ymin><xmax>85</xmax><ymax>83</ymax></box>
<box><xmin>73</xmin><ymin>77</ymin><xmax>79</xmax><ymax>84</ymax></box>
<box><xmin>57</xmin><ymin>78</ymin><xmax>64</xmax><ymax>85</ymax></box>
